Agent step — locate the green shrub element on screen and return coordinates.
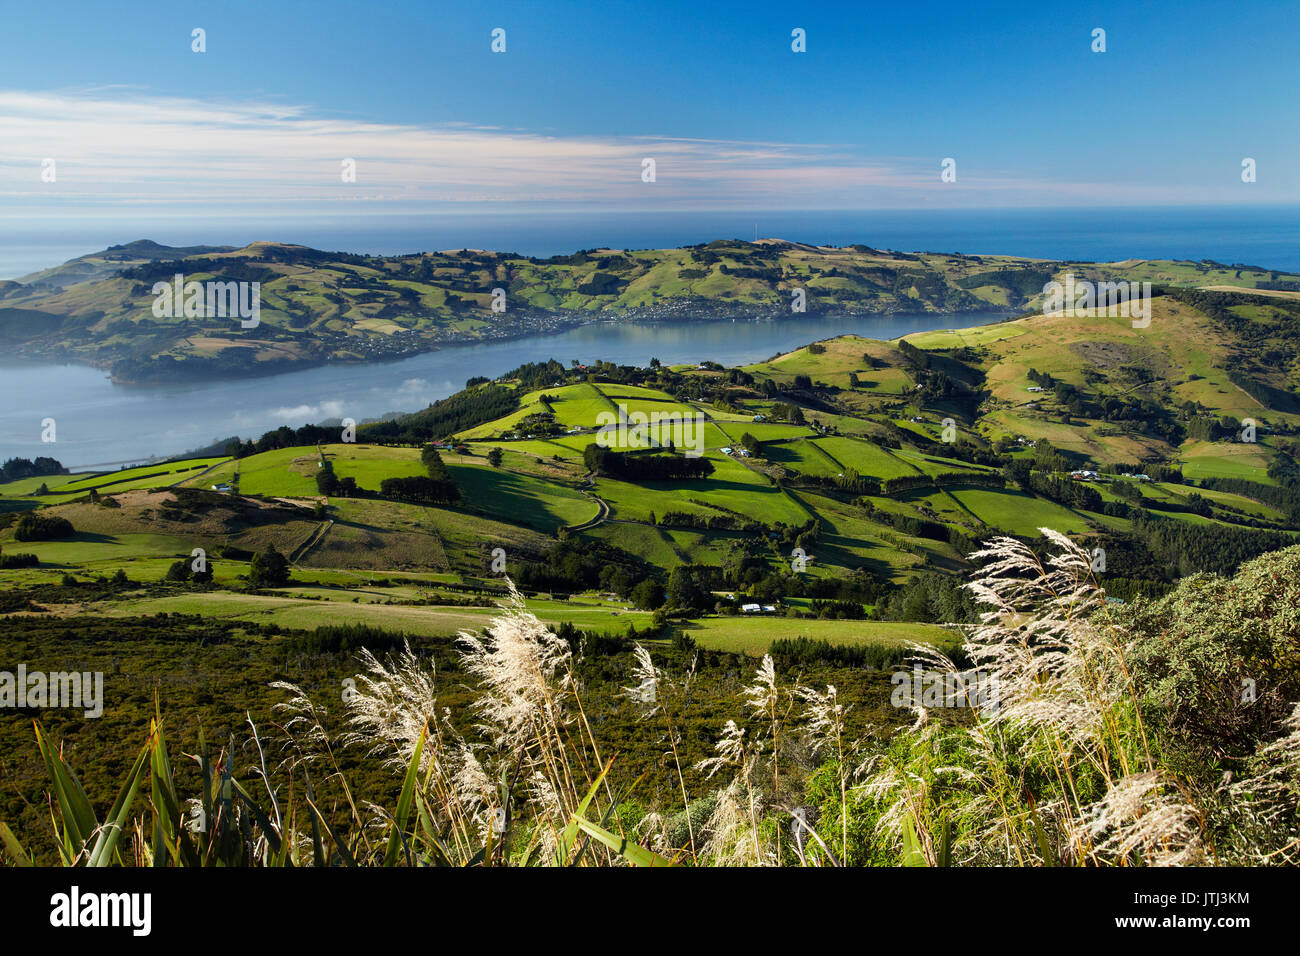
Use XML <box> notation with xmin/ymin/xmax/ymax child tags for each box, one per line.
<box><xmin>14</xmin><ymin>513</ymin><xmax>74</xmax><ymax>541</ymax></box>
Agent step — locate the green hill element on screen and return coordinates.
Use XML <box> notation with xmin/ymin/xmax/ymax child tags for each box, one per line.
<box><xmin>6</xmin><ymin>237</ymin><xmax>1298</xmax><ymax>383</ymax></box>
<box><xmin>4</xmin><ymin>284</ymin><xmax>1300</xmax><ymax>651</ymax></box>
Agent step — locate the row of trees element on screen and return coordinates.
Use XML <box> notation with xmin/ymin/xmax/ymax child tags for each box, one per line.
<box><xmin>582</xmin><ymin>445</ymin><xmax>715</xmax><ymax>481</ymax></box>
<box><xmin>0</xmin><ymin>457</ymin><xmax>66</xmax><ymax>483</ymax></box>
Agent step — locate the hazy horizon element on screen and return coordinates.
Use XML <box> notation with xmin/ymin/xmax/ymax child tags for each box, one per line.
<box><xmin>7</xmin><ymin>203</ymin><xmax>1300</xmax><ymax>281</ymax></box>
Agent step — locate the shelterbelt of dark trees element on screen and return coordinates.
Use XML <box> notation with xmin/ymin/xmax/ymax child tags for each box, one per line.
<box><xmin>0</xmin><ymin>456</ymin><xmax>67</xmax><ymax>483</ymax></box>
<box><xmin>582</xmin><ymin>444</ymin><xmax>715</xmax><ymax>481</ymax></box>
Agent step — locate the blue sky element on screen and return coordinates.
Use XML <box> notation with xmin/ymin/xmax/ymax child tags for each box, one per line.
<box><xmin>1</xmin><ymin>0</ymin><xmax>1297</xmax><ymax>222</ymax></box>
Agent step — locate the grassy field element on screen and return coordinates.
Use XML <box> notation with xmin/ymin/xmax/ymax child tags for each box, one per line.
<box><xmin>813</xmin><ymin>437</ymin><xmax>918</xmax><ymax>480</ymax></box>
<box><xmin>0</xmin><ymin>459</ymin><xmax>230</xmax><ymax>510</ymax></box>
<box><xmin>1177</xmin><ymin>440</ymin><xmax>1276</xmax><ymax>484</ymax></box>
<box><xmin>447</xmin><ymin>462</ymin><xmax>596</xmax><ymax>531</ymax></box>
<box><xmin>596</xmin><ymin>477</ymin><xmax>727</xmax><ymax>524</ymax></box>
<box><xmin>185</xmin><ymin>444</ymin><xmax>428</xmax><ymax>497</ymax></box>
<box><xmin>93</xmin><ymin>588</ymin><xmax>654</xmax><ymax>637</ymax></box>
<box><xmin>466</xmin><ymin>439</ymin><xmax>585</xmax><ymax>462</ymax></box>
<box><xmin>714</xmin><ymin>422</ymin><xmax>816</xmax><ymax>443</ymax></box>
<box><xmin>1182</xmin><ymin>484</ymin><xmax>1286</xmax><ymax>520</ymax></box>
<box><xmin>685</xmin><ymin>615</ymin><xmax>956</xmax><ymax>656</ymax></box>
<box><xmin>0</xmin><ymin>473</ymin><xmax>83</xmax><ymax>499</ymax></box>
<box><xmin>310</xmin><ymin>496</ymin><xmax>555</xmax><ymax>572</ymax></box>
<box><xmin>744</xmin><ymin>335</ymin><xmax>882</xmax><ymax>388</ymax></box>
<box><xmin>763</xmin><ymin>438</ymin><xmax>844</xmax><ymax>477</ymax></box>
<box><xmin>456</xmin><ymin>383</ymin><xmax>618</xmax><ymax>439</ymax></box>
<box><xmin>586</xmin><ymin>521</ymin><xmax>687</xmax><ymax>568</ymax></box>
<box><xmin>58</xmin><ymin>458</ymin><xmax>230</xmax><ymax>493</ymax></box>
<box><xmin>946</xmin><ymin>486</ymin><xmax>1092</xmax><ymax>536</ymax></box>
<box><xmin>791</xmin><ymin>490</ymin><xmax>941</xmax><ymax>577</ymax></box>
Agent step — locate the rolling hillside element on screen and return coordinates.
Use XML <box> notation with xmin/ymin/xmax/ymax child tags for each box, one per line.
<box><xmin>5</xmin><ymin>237</ymin><xmax>1299</xmax><ymax>383</ymax></box>
<box><xmin>5</xmin><ymin>284</ymin><xmax>1299</xmax><ymax>651</ymax></box>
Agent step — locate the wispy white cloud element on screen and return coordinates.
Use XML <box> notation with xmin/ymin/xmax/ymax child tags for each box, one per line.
<box><xmin>0</xmin><ymin>89</ymin><xmax>1271</xmax><ymax>213</ymax></box>
<box><xmin>0</xmin><ymin>89</ymin><xmax>907</xmax><ymax>208</ymax></box>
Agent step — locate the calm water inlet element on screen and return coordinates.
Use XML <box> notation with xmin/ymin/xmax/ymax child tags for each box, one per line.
<box><xmin>0</xmin><ymin>312</ymin><xmax>1005</xmax><ymax>468</ymax></box>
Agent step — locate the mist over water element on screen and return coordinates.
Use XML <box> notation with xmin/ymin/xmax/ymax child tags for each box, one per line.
<box><xmin>0</xmin><ymin>312</ymin><xmax>1001</xmax><ymax>468</ymax></box>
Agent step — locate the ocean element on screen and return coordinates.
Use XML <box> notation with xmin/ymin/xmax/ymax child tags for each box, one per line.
<box><xmin>3</xmin><ymin>205</ymin><xmax>1299</xmax><ymax>280</ymax></box>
